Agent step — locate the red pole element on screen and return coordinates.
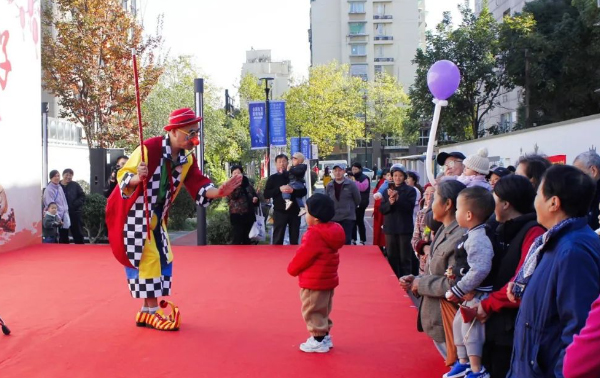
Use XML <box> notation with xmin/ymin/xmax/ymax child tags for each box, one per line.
<box><xmin>132</xmin><ymin>51</ymin><xmax>151</xmax><ymax>241</ymax></box>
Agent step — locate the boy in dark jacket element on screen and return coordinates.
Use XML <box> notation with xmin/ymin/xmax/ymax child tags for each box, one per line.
<box><xmin>42</xmin><ymin>202</ymin><xmax>62</xmax><ymax>243</ymax></box>
<box><xmin>288</xmin><ymin>193</ymin><xmax>346</xmax><ymax>353</ymax></box>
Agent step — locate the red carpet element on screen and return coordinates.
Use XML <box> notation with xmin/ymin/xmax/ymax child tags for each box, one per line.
<box><xmin>0</xmin><ymin>244</ymin><xmax>447</xmax><ymax>378</ymax></box>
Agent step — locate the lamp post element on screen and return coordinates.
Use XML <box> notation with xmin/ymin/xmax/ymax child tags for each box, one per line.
<box><xmin>363</xmin><ymin>93</ymin><xmax>368</xmax><ymax>168</ymax></box>
<box><xmin>260</xmin><ymin>77</ymin><xmax>274</xmax><ymax>177</ymax></box>
<box><xmin>194</xmin><ymin>78</ymin><xmax>207</xmax><ymax>246</ymax></box>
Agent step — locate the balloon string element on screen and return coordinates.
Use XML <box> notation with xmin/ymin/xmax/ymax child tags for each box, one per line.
<box><xmin>425</xmin><ymin>99</ymin><xmax>448</xmax><ymax>186</ymax></box>
<box><xmin>132</xmin><ymin>51</ymin><xmax>151</xmax><ymax>242</ymax></box>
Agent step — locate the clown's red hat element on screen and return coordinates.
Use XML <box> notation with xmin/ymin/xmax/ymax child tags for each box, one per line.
<box><xmin>164</xmin><ymin>108</ymin><xmax>202</xmax><ymax>131</ymax></box>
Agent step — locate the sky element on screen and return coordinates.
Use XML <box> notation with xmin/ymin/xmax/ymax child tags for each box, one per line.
<box><xmin>141</xmin><ymin>0</ymin><xmax>468</xmax><ymax>102</ymax></box>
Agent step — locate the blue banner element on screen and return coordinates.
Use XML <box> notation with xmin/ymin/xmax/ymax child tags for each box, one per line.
<box><xmin>269</xmin><ymin>101</ymin><xmax>286</xmax><ymax>146</ymax></box>
<box><xmin>290</xmin><ymin>137</ymin><xmax>312</xmax><ymax>159</ymax></box>
<box><xmin>249</xmin><ymin>102</ymin><xmax>267</xmax><ymax>149</ymax></box>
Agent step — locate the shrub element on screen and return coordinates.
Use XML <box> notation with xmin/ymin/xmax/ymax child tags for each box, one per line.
<box><xmin>82</xmin><ymin>193</ymin><xmax>107</xmax><ymax>243</ymax></box>
<box><xmin>168</xmin><ymin>189</ymin><xmax>197</xmax><ymax>230</ymax></box>
<box><xmin>206</xmin><ymin>199</ymin><xmax>231</xmax><ymax>244</ymax></box>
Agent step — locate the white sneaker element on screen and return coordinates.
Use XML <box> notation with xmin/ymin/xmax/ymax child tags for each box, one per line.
<box><xmin>285</xmin><ymin>199</ymin><xmax>292</xmax><ymax>210</ymax></box>
<box><xmin>298</xmin><ymin>208</ymin><xmax>307</xmax><ymax>217</ymax></box>
<box><xmin>299</xmin><ymin>336</ymin><xmax>330</xmax><ymax>353</ymax></box>
<box><xmin>324</xmin><ymin>335</ymin><xmax>333</xmax><ymax>349</ymax></box>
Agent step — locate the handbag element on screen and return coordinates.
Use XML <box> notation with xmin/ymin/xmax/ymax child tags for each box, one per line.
<box><xmin>249</xmin><ymin>205</ymin><xmax>266</xmax><ymax>241</ymax></box>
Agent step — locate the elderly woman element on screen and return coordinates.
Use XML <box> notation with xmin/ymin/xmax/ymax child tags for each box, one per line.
<box><xmin>400</xmin><ymin>180</ymin><xmax>466</xmax><ymax>359</ymax></box>
<box><xmin>43</xmin><ymin>170</ymin><xmax>71</xmax><ymax>238</ymax></box>
<box><xmin>473</xmin><ymin>174</ymin><xmax>545</xmax><ymax>378</ymax></box>
<box><xmin>227</xmin><ymin>165</ymin><xmax>259</xmax><ymax>245</ymax></box>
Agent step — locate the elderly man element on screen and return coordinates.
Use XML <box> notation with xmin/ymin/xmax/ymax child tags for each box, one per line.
<box><xmin>264</xmin><ymin>154</ymin><xmax>308</xmax><ymax>245</ymax></box>
<box><xmin>573</xmin><ymin>150</ymin><xmax>600</xmax><ymax>230</ymax></box>
<box><xmin>106</xmin><ymin>108</ymin><xmax>241</xmax><ymax>331</ymax></box>
<box><xmin>326</xmin><ymin>164</ymin><xmax>360</xmax><ymax>245</ymax></box>
<box><xmin>436</xmin><ymin>151</ymin><xmax>466</xmax><ymax>178</ymax></box>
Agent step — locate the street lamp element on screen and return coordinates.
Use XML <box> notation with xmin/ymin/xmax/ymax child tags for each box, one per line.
<box><xmin>260</xmin><ymin>77</ymin><xmax>274</xmax><ymax>177</ymax></box>
<box><xmin>363</xmin><ymin>93</ymin><xmax>368</xmax><ymax>168</ymax></box>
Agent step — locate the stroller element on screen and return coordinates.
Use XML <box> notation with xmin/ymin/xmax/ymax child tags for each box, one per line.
<box><xmin>0</xmin><ymin>315</ymin><xmax>10</xmax><ymax>335</ymax></box>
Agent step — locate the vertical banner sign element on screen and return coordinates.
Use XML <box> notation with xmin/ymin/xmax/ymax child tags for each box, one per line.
<box><xmin>290</xmin><ymin>137</ymin><xmax>311</xmax><ymax>159</ymax></box>
<box><xmin>269</xmin><ymin>100</ymin><xmax>286</xmax><ymax>146</ymax></box>
<box><xmin>249</xmin><ymin>102</ymin><xmax>267</xmax><ymax>150</ymax></box>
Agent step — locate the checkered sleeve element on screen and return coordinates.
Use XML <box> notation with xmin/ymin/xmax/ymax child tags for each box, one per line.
<box><xmin>117</xmin><ymin>146</ymin><xmax>146</xmax><ymax>199</ymax></box>
<box><xmin>196</xmin><ymin>183</ymin><xmax>215</xmax><ymax>207</ymax></box>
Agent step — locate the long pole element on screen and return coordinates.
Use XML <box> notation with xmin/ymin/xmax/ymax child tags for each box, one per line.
<box><xmin>265</xmin><ymin>84</ymin><xmax>271</xmax><ymax>176</ymax></box>
<box><xmin>364</xmin><ymin>95</ymin><xmax>368</xmax><ymax>167</ymax></box>
<box><xmin>41</xmin><ymin>102</ymin><xmax>49</xmax><ymax>187</ymax></box>
<box><xmin>195</xmin><ymin>78</ymin><xmax>207</xmax><ymax>246</ymax></box>
<box><xmin>132</xmin><ymin>51</ymin><xmax>151</xmax><ymax>241</ymax></box>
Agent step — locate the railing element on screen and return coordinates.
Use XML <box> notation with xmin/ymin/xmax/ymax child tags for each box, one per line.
<box><xmin>374</xmin><ymin>57</ymin><xmax>394</xmax><ymax>62</ymax></box>
<box><xmin>374</xmin><ymin>35</ymin><xmax>393</xmax><ymax>41</ymax></box>
<box><xmin>373</xmin><ymin>15</ymin><xmax>392</xmax><ymax>19</ymax></box>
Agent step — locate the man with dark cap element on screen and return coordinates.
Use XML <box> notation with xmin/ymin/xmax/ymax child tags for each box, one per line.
<box><xmin>437</xmin><ymin>151</ymin><xmax>466</xmax><ymax>178</ymax></box>
<box><xmin>325</xmin><ymin>164</ymin><xmax>360</xmax><ymax>245</ymax></box>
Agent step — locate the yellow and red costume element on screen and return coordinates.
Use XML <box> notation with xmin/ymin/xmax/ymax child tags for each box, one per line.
<box><xmin>106</xmin><ymin>134</ymin><xmax>212</xmax><ymax>299</ymax></box>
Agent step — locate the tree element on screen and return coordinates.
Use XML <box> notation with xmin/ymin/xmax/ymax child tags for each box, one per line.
<box><xmin>408</xmin><ymin>4</ymin><xmax>511</xmax><ymax>141</ymax></box>
<box><xmin>143</xmin><ymin>56</ymin><xmax>250</xmax><ymax>184</ymax></box>
<box><xmin>367</xmin><ymin>73</ymin><xmax>409</xmax><ymax>139</ymax></box>
<box><xmin>500</xmin><ymin>0</ymin><xmax>600</xmax><ymax>127</ymax></box>
<box><xmin>42</xmin><ymin>0</ymin><xmax>163</xmax><ymax>150</ymax></box>
<box><xmin>284</xmin><ymin>62</ymin><xmax>365</xmax><ymax>157</ymax></box>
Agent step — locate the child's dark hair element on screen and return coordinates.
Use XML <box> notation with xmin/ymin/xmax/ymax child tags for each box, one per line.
<box><xmin>436</xmin><ymin>180</ymin><xmax>466</xmax><ymax>213</ymax></box>
<box><xmin>541</xmin><ymin>165</ymin><xmax>596</xmax><ymax>218</ymax></box>
<box><xmin>458</xmin><ymin>186</ymin><xmax>495</xmax><ymax>222</ymax></box>
<box><xmin>47</xmin><ymin>202</ymin><xmax>58</xmax><ymax>209</ymax></box>
<box><xmin>493</xmin><ymin>174</ymin><xmax>536</xmax><ymax>215</ymax></box>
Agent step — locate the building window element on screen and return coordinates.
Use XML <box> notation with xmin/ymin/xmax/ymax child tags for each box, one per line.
<box><xmin>375</xmin><ymin>45</ymin><xmax>384</xmax><ymax>57</ymax></box>
<box><xmin>351</xmin><ymin>44</ymin><xmax>367</xmax><ymax>56</ymax></box>
<box><xmin>375</xmin><ymin>3</ymin><xmax>385</xmax><ymax>16</ymax></box>
<box><xmin>374</xmin><ymin>65</ymin><xmax>383</xmax><ymax>74</ymax></box>
<box><xmin>500</xmin><ymin>112</ymin><xmax>514</xmax><ymax>132</ymax></box>
<box><xmin>418</xmin><ymin>128</ymin><xmax>429</xmax><ymax>147</ymax></box>
<box><xmin>375</xmin><ymin>23</ymin><xmax>386</xmax><ymax>36</ymax></box>
<box><xmin>356</xmin><ymin>139</ymin><xmax>372</xmax><ymax>148</ymax></box>
<box><xmin>350</xmin><ymin>64</ymin><xmax>368</xmax><ymax>81</ymax></box>
<box><xmin>349</xmin><ymin>2</ymin><xmax>365</xmax><ymax>13</ymax></box>
<box><xmin>349</xmin><ymin>22</ymin><xmax>366</xmax><ymax>35</ymax></box>
<box><xmin>384</xmin><ymin>137</ymin><xmax>405</xmax><ymax>148</ymax></box>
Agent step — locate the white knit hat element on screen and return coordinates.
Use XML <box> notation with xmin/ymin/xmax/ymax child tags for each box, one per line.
<box><xmin>463</xmin><ymin>148</ymin><xmax>490</xmax><ymax>174</ymax></box>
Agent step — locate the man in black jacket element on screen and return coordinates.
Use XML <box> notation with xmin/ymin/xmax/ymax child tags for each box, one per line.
<box><xmin>264</xmin><ymin>154</ymin><xmax>308</xmax><ymax>245</ymax></box>
<box><xmin>60</xmin><ymin>168</ymin><xmax>86</xmax><ymax>244</ymax></box>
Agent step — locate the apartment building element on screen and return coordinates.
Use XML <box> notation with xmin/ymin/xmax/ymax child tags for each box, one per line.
<box><xmin>309</xmin><ymin>0</ymin><xmax>425</xmax><ymax>90</ymax></box>
<box><xmin>475</xmin><ymin>0</ymin><xmax>529</xmax><ymax>133</ymax></box>
<box><xmin>240</xmin><ymin>49</ymin><xmax>291</xmax><ymax>107</ymax></box>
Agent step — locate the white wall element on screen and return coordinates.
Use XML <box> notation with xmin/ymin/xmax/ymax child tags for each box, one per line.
<box><xmin>47</xmin><ymin>145</ymin><xmax>91</xmax><ymax>187</ymax></box>
<box><xmin>0</xmin><ymin>0</ymin><xmax>42</xmax><ymax>251</ymax></box>
<box><xmin>439</xmin><ymin>114</ymin><xmax>600</xmax><ymax>167</ymax></box>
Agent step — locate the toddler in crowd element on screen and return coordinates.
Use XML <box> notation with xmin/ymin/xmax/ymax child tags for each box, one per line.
<box><xmin>456</xmin><ymin>148</ymin><xmax>492</xmax><ymax>191</ymax></box>
<box><xmin>284</xmin><ymin>152</ymin><xmax>308</xmax><ymax>216</ymax></box>
<box><xmin>444</xmin><ymin>187</ymin><xmax>495</xmax><ymax>378</ymax></box>
<box><xmin>287</xmin><ymin>193</ymin><xmax>345</xmax><ymax>353</ymax></box>
<box><xmin>42</xmin><ymin>202</ymin><xmax>62</xmax><ymax>243</ymax></box>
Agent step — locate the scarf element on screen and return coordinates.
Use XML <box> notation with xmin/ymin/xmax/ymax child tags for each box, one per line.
<box><xmin>511</xmin><ymin>217</ymin><xmax>581</xmax><ymax>299</ymax></box>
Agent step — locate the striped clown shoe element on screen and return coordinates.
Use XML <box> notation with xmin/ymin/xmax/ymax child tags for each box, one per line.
<box><xmin>160</xmin><ymin>300</ymin><xmax>181</xmax><ymax>329</ymax></box>
<box><xmin>147</xmin><ymin>309</ymin><xmax>179</xmax><ymax>331</ymax></box>
<box><xmin>135</xmin><ymin>311</ymin><xmax>151</xmax><ymax>327</ymax></box>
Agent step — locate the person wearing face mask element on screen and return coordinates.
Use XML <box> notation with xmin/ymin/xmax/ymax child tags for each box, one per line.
<box><xmin>105</xmin><ymin>107</ymin><xmax>242</xmax><ymax>331</ymax></box>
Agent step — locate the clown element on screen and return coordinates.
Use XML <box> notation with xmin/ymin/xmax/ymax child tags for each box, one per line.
<box><xmin>106</xmin><ymin>108</ymin><xmax>241</xmax><ymax>331</ymax></box>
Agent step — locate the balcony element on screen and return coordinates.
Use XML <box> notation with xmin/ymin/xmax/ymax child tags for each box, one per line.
<box><xmin>374</xmin><ymin>35</ymin><xmax>393</xmax><ymax>41</ymax></box>
<box><xmin>374</xmin><ymin>57</ymin><xmax>394</xmax><ymax>62</ymax></box>
<box><xmin>373</xmin><ymin>15</ymin><xmax>392</xmax><ymax>19</ymax></box>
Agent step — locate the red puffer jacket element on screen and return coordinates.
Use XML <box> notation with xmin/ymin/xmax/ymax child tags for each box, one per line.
<box><xmin>287</xmin><ymin>222</ymin><xmax>346</xmax><ymax>290</ymax></box>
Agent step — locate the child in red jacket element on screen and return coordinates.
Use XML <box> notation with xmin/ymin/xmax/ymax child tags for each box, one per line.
<box><xmin>288</xmin><ymin>193</ymin><xmax>346</xmax><ymax>353</ymax></box>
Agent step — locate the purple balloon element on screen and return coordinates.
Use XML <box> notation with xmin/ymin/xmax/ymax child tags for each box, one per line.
<box><xmin>427</xmin><ymin>60</ymin><xmax>461</xmax><ymax>100</ymax></box>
